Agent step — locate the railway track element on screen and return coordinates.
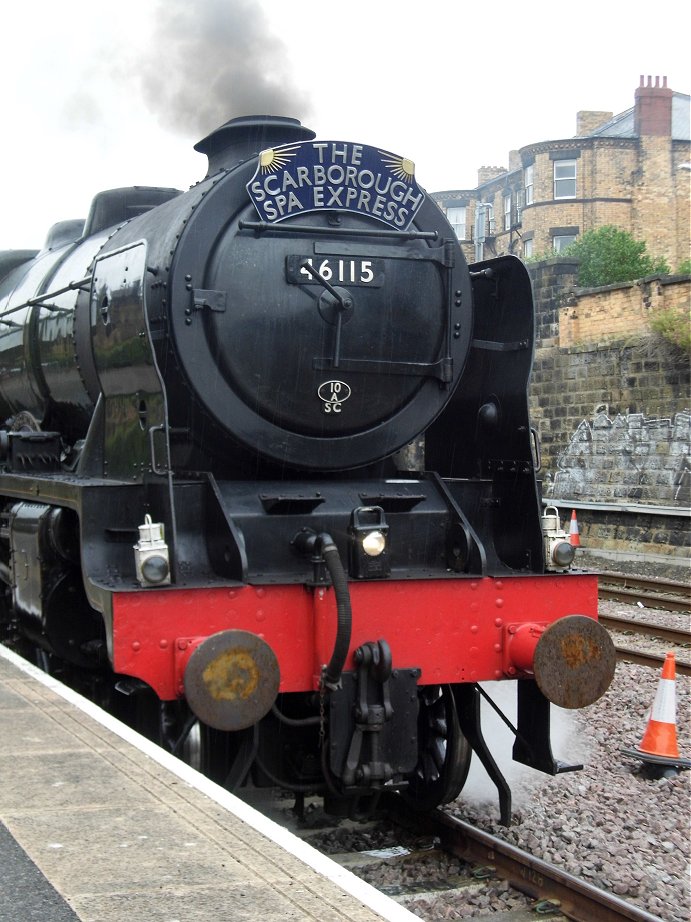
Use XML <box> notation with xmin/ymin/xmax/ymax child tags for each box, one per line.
<box><xmin>596</xmin><ymin>573</ymin><xmax>691</xmax><ymax>675</ymax></box>
<box><xmin>391</xmin><ymin>802</ymin><xmax>666</xmax><ymax>922</ymax></box>
<box><xmin>598</xmin><ymin>573</ymin><xmax>691</xmax><ymax>613</ymax></box>
<box><xmin>291</xmin><ymin>797</ymin><xmax>666</xmax><ymax>922</ymax></box>
<box><xmin>597</xmin><ymin>613</ymin><xmax>690</xmax><ymax>647</ymax></box>
<box><xmin>599</xmin><ymin>612</ymin><xmax>690</xmax><ymax>676</ymax></box>
<box><xmin>612</xmin><ymin>644</ymin><xmax>691</xmax><ymax>675</ymax></box>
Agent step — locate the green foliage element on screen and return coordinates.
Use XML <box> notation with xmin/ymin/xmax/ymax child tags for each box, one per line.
<box><xmin>561</xmin><ymin>226</ymin><xmax>671</xmax><ymax>287</ymax></box>
<box><xmin>521</xmin><ymin>250</ymin><xmax>554</xmax><ymax>265</ymax></box>
<box><xmin>676</xmin><ymin>258</ymin><xmax>691</xmax><ymax>275</ymax></box>
<box><xmin>650</xmin><ymin>308</ymin><xmax>691</xmax><ymax>351</ymax></box>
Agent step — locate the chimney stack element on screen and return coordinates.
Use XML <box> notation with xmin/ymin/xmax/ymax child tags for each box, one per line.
<box><xmin>477</xmin><ymin>166</ymin><xmax>507</xmax><ymax>185</ymax></box>
<box><xmin>634</xmin><ymin>75</ymin><xmax>673</xmax><ymax>137</ymax></box>
<box><xmin>576</xmin><ymin>110</ymin><xmax>613</xmax><ymax>136</ymax></box>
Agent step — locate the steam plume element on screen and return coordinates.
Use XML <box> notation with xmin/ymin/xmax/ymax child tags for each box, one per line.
<box><xmin>138</xmin><ymin>0</ymin><xmax>311</xmax><ymax>137</ymax></box>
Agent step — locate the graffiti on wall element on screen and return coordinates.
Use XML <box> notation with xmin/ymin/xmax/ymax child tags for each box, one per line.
<box><xmin>550</xmin><ymin>409</ymin><xmax>690</xmax><ymax>506</ymax></box>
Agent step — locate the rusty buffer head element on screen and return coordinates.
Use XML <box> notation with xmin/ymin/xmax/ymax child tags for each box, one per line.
<box><xmin>184</xmin><ymin>630</ymin><xmax>280</xmax><ymax>731</ymax></box>
<box><xmin>533</xmin><ymin>615</ymin><xmax>616</xmax><ymax>709</ymax></box>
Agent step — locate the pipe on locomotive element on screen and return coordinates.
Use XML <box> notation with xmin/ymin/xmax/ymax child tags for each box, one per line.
<box><xmin>292</xmin><ymin>529</ymin><xmax>352</xmax><ymax>690</ymax></box>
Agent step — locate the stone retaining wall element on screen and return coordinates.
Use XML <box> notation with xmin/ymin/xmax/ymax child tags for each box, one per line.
<box><xmin>526</xmin><ymin>258</ymin><xmax>690</xmax><ymax>559</ymax></box>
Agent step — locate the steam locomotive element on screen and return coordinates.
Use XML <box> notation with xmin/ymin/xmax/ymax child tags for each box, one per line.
<box><xmin>0</xmin><ymin>116</ymin><xmax>615</xmax><ymax>821</ymax></box>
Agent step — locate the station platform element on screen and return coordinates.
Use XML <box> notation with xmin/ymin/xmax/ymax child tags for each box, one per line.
<box><xmin>0</xmin><ymin>645</ymin><xmax>418</xmax><ymax>922</ymax></box>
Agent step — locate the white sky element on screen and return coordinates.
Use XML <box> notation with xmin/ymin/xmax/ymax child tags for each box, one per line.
<box><xmin>2</xmin><ymin>0</ymin><xmax>688</xmax><ymax>250</ymax></box>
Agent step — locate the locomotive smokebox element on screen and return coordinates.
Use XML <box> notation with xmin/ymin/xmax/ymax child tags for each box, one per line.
<box><xmin>194</xmin><ymin>114</ymin><xmax>316</xmax><ymax>177</ymax></box>
<box><xmin>183</xmin><ymin>630</ymin><xmax>280</xmax><ymax>731</ymax></box>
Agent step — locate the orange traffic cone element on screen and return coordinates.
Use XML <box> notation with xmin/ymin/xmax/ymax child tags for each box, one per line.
<box><xmin>638</xmin><ymin>652</ymin><xmax>680</xmax><ymax>758</ymax></box>
<box><xmin>622</xmin><ymin>652</ymin><xmax>691</xmax><ymax>771</ymax></box>
<box><xmin>569</xmin><ymin>510</ymin><xmax>581</xmax><ymax>547</ymax></box>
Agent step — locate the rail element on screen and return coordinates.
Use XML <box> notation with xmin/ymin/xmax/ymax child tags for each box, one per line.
<box><xmin>598</xmin><ymin>573</ymin><xmax>691</xmax><ymax>613</ymax></box>
<box><xmin>390</xmin><ymin>800</ymin><xmax>664</xmax><ymax>922</ymax></box>
<box><xmin>613</xmin><ymin>646</ymin><xmax>691</xmax><ymax>675</ymax></box>
<box><xmin>598</xmin><ymin>613</ymin><xmax>690</xmax><ymax>647</ymax></box>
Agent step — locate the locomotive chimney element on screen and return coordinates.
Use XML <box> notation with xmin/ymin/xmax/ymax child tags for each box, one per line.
<box><xmin>194</xmin><ymin>115</ymin><xmax>316</xmax><ymax>178</ymax></box>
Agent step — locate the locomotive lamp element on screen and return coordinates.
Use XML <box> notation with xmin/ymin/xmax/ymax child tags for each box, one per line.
<box><xmin>134</xmin><ymin>514</ymin><xmax>171</xmax><ymax>586</ymax></box>
<box><xmin>349</xmin><ymin>506</ymin><xmax>389</xmax><ymax>579</ymax></box>
<box><xmin>541</xmin><ymin>505</ymin><xmax>575</xmax><ymax>571</ymax></box>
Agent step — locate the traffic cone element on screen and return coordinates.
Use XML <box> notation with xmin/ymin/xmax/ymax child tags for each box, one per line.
<box><xmin>622</xmin><ymin>652</ymin><xmax>691</xmax><ymax>772</ymax></box>
<box><xmin>638</xmin><ymin>652</ymin><xmax>680</xmax><ymax>758</ymax></box>
<box><xmin>569</xmin><ymin>509</ymin><xmax>581</xmax><ymax>547</ymax></box>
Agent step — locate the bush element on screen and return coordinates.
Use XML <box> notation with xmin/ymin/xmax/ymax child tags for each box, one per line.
<box><xmin>650</xmin><ymin>308</ymin><xmax>691</xmax><ymax>351</ymax></box>
<box><xmin>562</xmin><ymin>226</ymin><xmax>670</xmax><ymax>287</ymax></box>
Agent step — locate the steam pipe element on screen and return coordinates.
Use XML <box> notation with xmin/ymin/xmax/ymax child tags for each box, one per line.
<box><xmin>293</xmin><ymin>529</ymin><xmax>353</xmax><ymax>690</ymax></box>
<box><xmin>320</xmin><ymin>536</ymin><xmax>352</xmax><ymax>688</ymax></box>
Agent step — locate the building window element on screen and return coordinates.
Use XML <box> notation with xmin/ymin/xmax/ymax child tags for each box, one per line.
<box><xmin>524</xmin><ymin>164</ymin><xmax>534</xmax><ymax>205</ymax></box>
<box><xmin>523</xmin><ymin>238</ymin><xmax>534</xmax><ymax>258</ymax></box>
<box><xmin>554</xmin><ymin>160</ymin><xmax>577</xmax><ymax>199</ymax></box>
<box><xmin>503</xmin><ymin>194</ymin><xmax>512</xmax><ymax>231</ymax></box>
<box><xmin>553</xmin><ymin>234</ymin><xmax>577</xmax><ymax>252</ymax></box>
<box><xmin>446</xmin><ymin>206</ymin><xmax>467</xmax><ymax>239</ymax></box>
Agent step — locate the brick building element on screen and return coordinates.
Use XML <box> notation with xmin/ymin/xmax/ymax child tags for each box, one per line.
<box><xmin>433</xmin><ymin>76</ymin><xmax>690</xmax><ymax>270</ymax></box>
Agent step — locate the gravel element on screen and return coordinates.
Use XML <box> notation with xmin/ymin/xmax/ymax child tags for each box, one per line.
<box><xmin>448</xmin><ymin>602</ymin><xmax>690</xmax><ymax>922</ymax></box>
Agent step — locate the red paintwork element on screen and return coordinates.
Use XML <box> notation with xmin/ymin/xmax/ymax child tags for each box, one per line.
<box><xmin>112</xmin><ymin>574</ymin><xmax>599</xmax><ymax>701</ymax></box>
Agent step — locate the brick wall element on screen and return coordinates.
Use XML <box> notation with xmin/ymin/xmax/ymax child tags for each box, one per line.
<box><xmin>560</xmin><ymin>274</ymin><xmax>690</xmax><ymax>348</ymax></box>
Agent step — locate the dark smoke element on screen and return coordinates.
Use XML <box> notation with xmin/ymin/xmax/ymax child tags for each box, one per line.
<box><xmin>137</xmin><ymin>0</ymin><xmax>312</xmax><ymax>137</ymax></box>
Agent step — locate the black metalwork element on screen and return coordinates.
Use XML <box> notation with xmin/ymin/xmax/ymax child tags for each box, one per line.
<box><xmin>0</xmin><ymin>114</ymin><xmax>612</xmax><ymax>821</ymax></box>
<box><xmin>453</xmin><ymin>683</ymin><xmax>512</xmax><ymax>826</ymax></box>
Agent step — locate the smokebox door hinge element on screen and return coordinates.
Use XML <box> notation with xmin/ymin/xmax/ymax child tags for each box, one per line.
<box><xmin>192</xmin><ymin>289</ymin><xmax>226</xmax><ymax>313</ymax></box>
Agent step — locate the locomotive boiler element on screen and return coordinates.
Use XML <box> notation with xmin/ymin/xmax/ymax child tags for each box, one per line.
<box><xmin>0</xmin><ymin>116</ymin><xmax>615</xmax><ymax>821</ymax></box>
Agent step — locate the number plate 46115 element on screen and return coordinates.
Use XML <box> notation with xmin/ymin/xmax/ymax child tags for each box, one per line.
<box><xmin>286</xmin><ymin>256</ymin><xmax>384</xmax><ymax>287</ymax></box>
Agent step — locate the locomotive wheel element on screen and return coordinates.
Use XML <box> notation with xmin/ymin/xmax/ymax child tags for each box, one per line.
<box><xmin>402</xmin><ymin>684</ymin><xmax>471</xmax><ymax>811</ymax></box>
<box><xmin>167</xmin><ymin>712</ymin><xmax>257</xmax><ymax>789</ymax></box>
<box><xmin>197</xmin><ymin>723</ymin><xmax>257</xmax><ymax>789</ymax></box>
<box><xmin>112</xmin><ymin>688</ymin><xmax>255</xmax><ymax>789</ymax></box>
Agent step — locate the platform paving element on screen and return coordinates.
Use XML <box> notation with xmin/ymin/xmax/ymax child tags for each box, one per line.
<box><xmin>0</xmin><ymin>646</ymin><xmax>418</xmax><ymax>922</ymax></box>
